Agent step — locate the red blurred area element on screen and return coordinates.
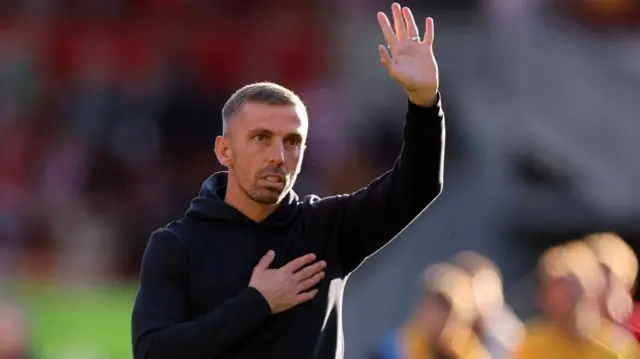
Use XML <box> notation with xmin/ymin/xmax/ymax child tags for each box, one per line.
<box><xmin>2</xmin><ymin>14</ymin><xmax>325</xmax><ymax>92</ymax></box>
<box><xmin>626</xmin><ymin>303</ymin><xmax>640</xmax><ymax>342</ymax></box>
<box><xmin>553</xmin><ymin>0</ymin><xmax>640</xmax><ymax>29</ymax></box>
<box><xmin>0</xmin><ymin>2</ymin><xmax>330</xmax><ymax>281</ymax></box>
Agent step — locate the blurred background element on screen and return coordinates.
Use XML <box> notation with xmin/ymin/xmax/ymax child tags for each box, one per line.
<box><xmin>0</xmin><ymin>0</ymin><xmax>639</xmax><ymax>358</ymax></box>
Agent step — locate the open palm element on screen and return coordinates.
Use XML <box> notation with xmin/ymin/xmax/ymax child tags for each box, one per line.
<box><xmin>377</xmin><ymin>3</ymin><xmax>439</xmax><ymax>105</ymax></box>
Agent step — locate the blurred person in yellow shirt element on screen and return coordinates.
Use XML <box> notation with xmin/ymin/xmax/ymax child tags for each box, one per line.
<box><xmin>515</xmin><ymin>241</ymin><xmax>639</xmax><ymax>359</ymax></box>
<box><xmin>452</xmin><ymin>252</ymin><xmax>524</xmax><ymax>359</ymax></box>
<box><xmin>370</xmin><ymin>263</ymin><xmax>489</xmax><ymax>359</ymax></box>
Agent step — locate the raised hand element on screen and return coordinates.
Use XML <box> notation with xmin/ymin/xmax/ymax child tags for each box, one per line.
<box><xmin>249</xmin><ymin>251</ymin><xmax>326</xmax><ymax>314</ymax></box>
<box><xmin>377</xmin><ymin>3</ymin><xmax>439</xmax><ymax>106</ymax></box>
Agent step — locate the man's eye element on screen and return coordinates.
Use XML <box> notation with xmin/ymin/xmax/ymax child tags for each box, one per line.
<box><xmin>287</xmin><ymin>138</ymin><xmax>300</xmax><ymax>147</ymax></box>
<box><xmin>255</xmin><ymin>135</ymin><xmax>265</xmax><ymax>142</ymax></box>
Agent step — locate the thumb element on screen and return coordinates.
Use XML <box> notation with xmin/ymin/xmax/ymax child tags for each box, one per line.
<box><xmin>378</xmin><ymin>45</ymin><xmax>392</xmax><ymax>72</ymax></box>
<box><xmin>255</xmin><ymin>250</ymin><xmax>275</xmax><ymax>271</ymax></box>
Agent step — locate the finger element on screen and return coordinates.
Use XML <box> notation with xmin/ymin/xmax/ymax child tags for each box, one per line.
<box><xmin>294</xmin><ymin>261</ymin><xmax>326</xmax><ymax>281</ymax></box>
<box><xmin>378</xmin><ymin>45</ymin><xmax>392</xmax><ymax>72</ymax></box>
<box><xmin>376</xmin><ymin>12</ymin><xmax>397</xmax><ymax>50</ymax></box>
<box><xmin>298</xmin><ymin>272</ymin><xmax>325</xmax><ymax>292</ymax></box>
<box><xmin>423</xmin><ymin>17</ymin><xmax>434</xmax><ymax>45</ymax></box>
<box><xmin>402</xmin><ymin>7</ymin><xmax>419</xmax><ymax>39</ymax></box>
<box><xmin>391</xmin><ymin>3</ymin><xmax>407</xmax><ymax>40</ymax></box>
<box><xmin>295</xmin><ymin>289</ymin><xmax>319</xmax><ymax>305</ymax></box>
<box><xmin>283</xmin><ymin>253</ymin><xmax>316</xmax><ymax>273</ymax></box>
<box><xmin>254</xmin><ymin>250</ymin><xmax>275</xmax><ymax>270</ymax></box>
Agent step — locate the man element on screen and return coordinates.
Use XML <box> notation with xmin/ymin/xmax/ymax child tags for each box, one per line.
<box><xmin>371</xmin><ymin>263</ymin><xmax>489</xmax><ymax>359</ymax></box>
<box><xmin>131</xmin><ymin>3</ymin><xmax>445</xmax><ymax>359</ymax></box>
<box><xmin>514</xmin><ymin>242</ymin><xmax>636</xmax><ymax>359</ymax></box>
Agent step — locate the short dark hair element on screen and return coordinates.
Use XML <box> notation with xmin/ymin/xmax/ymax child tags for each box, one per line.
<box><xmin>221</xmin><ymin>82</ymin><xmax>304</xmax><ymax>135</ymax></box>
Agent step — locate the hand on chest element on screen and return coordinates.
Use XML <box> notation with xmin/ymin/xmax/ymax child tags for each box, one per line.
<box><xmin>187</xmin><ymin>225</ymin><xmax>335</xmax><ymax>315</ymax></box>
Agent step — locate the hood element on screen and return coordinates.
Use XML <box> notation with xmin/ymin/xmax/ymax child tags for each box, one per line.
<box><xmin>186</xmin><ymin>172</ymin><xmax>299</xmax><ymax>227</ymax></box>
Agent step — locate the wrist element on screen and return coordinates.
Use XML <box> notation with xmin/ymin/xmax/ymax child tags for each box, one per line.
<box><xmin>248</xmin><ymin>285</ymin><xmax>275</xmax><ymax>313</ymax></box>
<box><xmin>243</xmin><ymin>286</ymin><xmax>275</xmax><ymax>317</ymax></box>
<box><xmin>408</xmin><ymin>91</ymin><xmax>438</xmax><ymax>107</ymax></box>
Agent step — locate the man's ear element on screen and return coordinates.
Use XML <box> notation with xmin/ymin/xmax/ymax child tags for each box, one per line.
<box><xmin>214</xmin><ymin>135</ymin><xmax>233</xmax><ymax>168</ymax></box>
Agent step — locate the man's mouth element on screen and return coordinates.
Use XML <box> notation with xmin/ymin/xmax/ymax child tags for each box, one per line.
<box><xmin>258</xmin><ymin>172</ymin><xmax>287</xmax><ymax>189</ymax></box>
<box><xmin>262</xmin><ymin>174</ymin><xmax>284</xmax><ymax>183</ymax></box>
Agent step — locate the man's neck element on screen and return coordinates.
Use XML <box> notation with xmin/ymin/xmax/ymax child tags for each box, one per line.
<box><xmin>224</xmin><ymin>178</ymin><xmax>278</xmax><ymax>223</ymax></box>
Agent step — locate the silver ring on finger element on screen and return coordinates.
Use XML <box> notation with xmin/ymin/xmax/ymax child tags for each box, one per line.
<box><xmin>410</xmin><ymin>36</ymin><xmax>420</xmax><ymax>42</ymax></box>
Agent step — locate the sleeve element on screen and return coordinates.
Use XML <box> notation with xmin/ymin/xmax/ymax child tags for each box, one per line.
<box><xmin>332</xmin><ymin>94</ymin><xmax>445</xmax><ymax>273</ymax></box>
<box><xmin>131</xmin><ymin>229</ymin><xmax>272</xmax><ymax>359</ymax></box>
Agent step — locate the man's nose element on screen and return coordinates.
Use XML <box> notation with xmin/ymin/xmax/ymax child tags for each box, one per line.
<box><xmin>267</xmin><ymin>143</ymin><xmax>285</xmax><ymax>165</ymax></box>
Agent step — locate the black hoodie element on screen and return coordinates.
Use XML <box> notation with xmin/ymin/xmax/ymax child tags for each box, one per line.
<box><xmin>131</xmin><ymin>96</ymin><xmax>445</xmax><ymax>359</ymax></box>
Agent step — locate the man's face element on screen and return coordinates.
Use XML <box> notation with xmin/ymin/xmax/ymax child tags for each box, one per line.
<box><xmin>216</xmin><ymin>101</ymin><xmax>307</xmax><ymax>205</ymax></box>
<box><xmin>417</xmin><ymin>295</ymin><xmax>453</xmax><ymax>341</ymax></box>
<box><xmin>539</xmin><ymin>275</ymin><xmax>582</xmax><ymax>323</ymax></box>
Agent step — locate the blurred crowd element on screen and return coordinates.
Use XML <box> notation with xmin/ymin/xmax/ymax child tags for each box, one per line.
<box><xmin>368</xmin><ymin>232</ymin><xmax>640</xmax><ymax>359</ymax></box>
<box><xmin>0</xmin><ymin>0</ymin><xmax>637</xmax><ymax>286</ymax></box>
<box><xmin>0</xmin><ymin>0</ymin><xmax>368</xmax><ymax>283</ymax></box>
